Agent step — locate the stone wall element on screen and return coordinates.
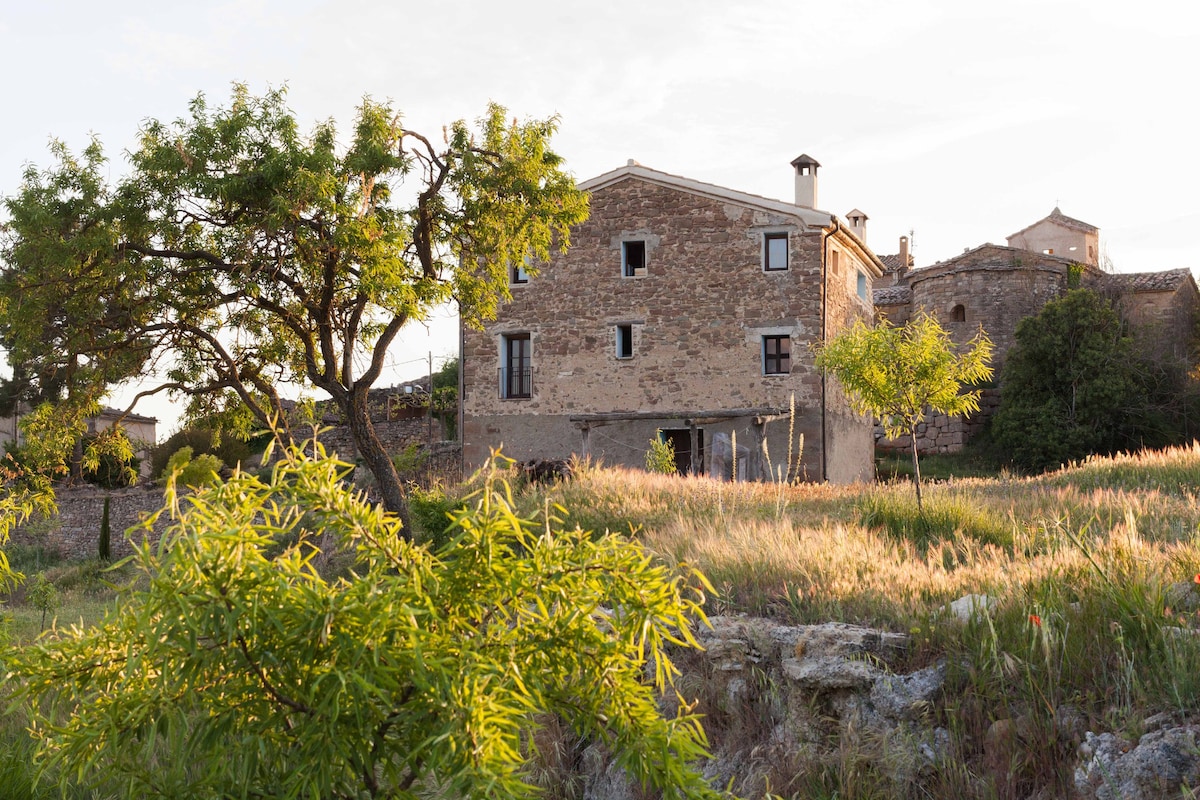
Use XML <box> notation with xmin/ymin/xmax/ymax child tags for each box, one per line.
<box><xmin>875</xmin><ymin>388</ymin><xmax>1000</xmax><ymax>455</ymax></box>
<box><xmin>9</xmin><ymin>436</ymin><xmax>465</xmax><ymax>562</ymax></box>
<box><xmin>9</xmin><ymin>484</ymin><xmax>169</xmax><ymax>562</ymax></box>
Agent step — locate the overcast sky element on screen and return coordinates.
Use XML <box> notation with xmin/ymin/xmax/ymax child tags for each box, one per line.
<box><xmin>2</xmin><ymin>0</ymin><xmax>1197</xmax><ymax>436</ymax></box>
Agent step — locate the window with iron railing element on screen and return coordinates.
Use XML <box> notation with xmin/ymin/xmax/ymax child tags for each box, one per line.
<box><xmin>501</xmin><ymin>333</ymin><xmax>532</xmax><ymax>398</ymax></box>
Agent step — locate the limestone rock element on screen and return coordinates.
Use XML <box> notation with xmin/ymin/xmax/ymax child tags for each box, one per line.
<box><xmin>1074</xmin><ymin>725</ymin><xmax>1200</xmax><ymax>800</ymax></box>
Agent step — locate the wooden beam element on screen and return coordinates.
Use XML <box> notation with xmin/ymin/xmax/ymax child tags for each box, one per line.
<box><xmin>570</xmin><ymin>407</ymin><xmax>788</xmax><ymax>426</ymax></box>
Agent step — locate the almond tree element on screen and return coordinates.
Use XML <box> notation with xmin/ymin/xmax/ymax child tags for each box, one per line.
<box><xmin>0</xmin><ymin>86</ymin><xmax>588</xmax><ymax>525</ymax></box>
<box><xmin>816</xmin><ymin>313</ymin><xmax>993</xmax><ymax>509</ymax></box>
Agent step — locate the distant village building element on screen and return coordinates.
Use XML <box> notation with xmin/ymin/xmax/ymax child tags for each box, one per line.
<box><xmin>873</xmin><ymin>209</ymin><xmax>1199</xmax><ymax>453</ymax></box>
<box><xmin>461</xmin><ymin>157</ymin><xmax>886</xmax><ymax>482</ymax></box>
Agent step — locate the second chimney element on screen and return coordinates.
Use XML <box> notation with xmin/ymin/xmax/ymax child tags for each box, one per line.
<box><xmin>790</xmin><ymin>154</ymin><xmax>820</xmax><ymax>208</ymax></box>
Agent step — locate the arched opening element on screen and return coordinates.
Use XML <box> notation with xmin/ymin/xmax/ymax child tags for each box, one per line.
<box><xmin>950</xmin><ymin>304</ymin><xmax>966</xmax><ymax>322</ymax></box>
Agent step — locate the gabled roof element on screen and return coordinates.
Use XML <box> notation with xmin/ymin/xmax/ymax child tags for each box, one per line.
<box><xmin>1007</xmin><ymin>206</ymin><xmax>1098</xmax><ymax>240</ymax></box>
<box><xmin>579</xmin><ymin>162</ymin><xmax>834</xmax><ymax>229</ymax></box>
<box><xmin>1102</xmin><ymin>268</ymin><xmax>1196</xmax><ymax>294</ymax></box>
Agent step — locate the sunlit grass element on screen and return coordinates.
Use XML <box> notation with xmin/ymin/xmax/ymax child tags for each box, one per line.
<box><xmin>7</xmin><ymin>442</ymin><xmax>1200</xmax><ymax>800</ymax></box>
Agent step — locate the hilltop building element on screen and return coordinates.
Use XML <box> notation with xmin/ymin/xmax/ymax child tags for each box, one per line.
<box><xmin>873</xmin><ymin>209</ymin><xmax>1199</xmax><ymax>453</ymax></box>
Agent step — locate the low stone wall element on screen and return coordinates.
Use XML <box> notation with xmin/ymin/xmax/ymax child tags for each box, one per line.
<box><xmin>9</xmin><ymin>438</ymin><xmax>465</xmax><ymax>562</ymax></box>
<box><xmin>9</xmin><ymin>484</ymin><xmax>169</xmax><ymax>562</ymax></box>
<box><xmin>876</xmin><ymin>388</ymin><xmax>1000</xmax><ymax>455</ymax></box>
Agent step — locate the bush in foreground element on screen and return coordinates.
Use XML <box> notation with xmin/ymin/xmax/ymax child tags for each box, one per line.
<box><xmin>12</xmin><ymin>448</ymin><xmax>720</xmax><ymax>800</ymax></box>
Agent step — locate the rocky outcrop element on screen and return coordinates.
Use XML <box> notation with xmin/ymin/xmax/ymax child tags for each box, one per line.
<box><xmin>573</xmin><ymin>612</ymin><xmax>1200</xmax><ymax>799</ymax></box>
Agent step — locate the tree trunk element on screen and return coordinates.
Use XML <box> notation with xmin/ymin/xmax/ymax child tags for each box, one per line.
<box><xmin>346</xmin><ymin>390</ymin><xmax>412</xmax><ymax>538</ymax></box>
<box><xmin>910</xmin><ymin>430</ymin><xmax>924</xmax><ymax>513</ymax></box>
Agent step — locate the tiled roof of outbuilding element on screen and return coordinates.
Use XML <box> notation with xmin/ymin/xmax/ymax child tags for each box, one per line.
<box><xmin>873</xmin><ymin>286</ymin><xmax>911</xmax><ymax>305</ymax></box>
<box><xmin>1102</xmin><ymin>268</ymin><xmax>1194</xmax><ymax>293</ymax></box>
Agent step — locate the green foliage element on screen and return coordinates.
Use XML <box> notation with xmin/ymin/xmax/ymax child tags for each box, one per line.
<box><xmin>815</xmin><ymin>313</ymin><xmax>993</xmax><ymax>508</ymax></box>
<box><xmin>97</xmin><ymin>496</ymin><xmax>111</xmax><ymax>562</ymax></box>
<box><xmin>12</xmin><ymin>448</ymin><xmax>720</xmax><ymax>800</ymax></box>
<box><xmin>408</xmin><ymin>484</ymin><xmax>461</xmax><ymax>549</ymax></box>
<box><xmin>149</xmin><ymin>423</ymin><xmax>260</xmax><ymax>479</ymax></box>
<box><xmin>25</xmin><ymin>572</ymin><xmax>60</xmax><ymax>632</ymax></box>
<box><xmin>0</xmin><ymin>85</ymin><xmax>588</xmax><ymax>516</ymax></box>
<box><xmin>80</xmin><ymin>431</ymin><xmax>139</xmax><ymax>489</ymax></box>
<box><xmin>646</xmin><ymin>431</ymin><xmax>678</xmax><ymax>474</ymax></box>
<box><xmin>992</xmin><ymin>289</ymin><xmax>1144</xmax><ymax>471</ymax></box>
<box><xmin>391</xmin><ymin>441</ymin><xmax>429</xmax><ymax>476</ymax></box>
<box><xmin>162</xmin><ymin>446</ymin><xmax>222</xmax><ymax>488</ymax></box>
<box><xmin>856</xmin><ymin>492</ymin><xmax>1013</xmax><ymax>553</ymax></box>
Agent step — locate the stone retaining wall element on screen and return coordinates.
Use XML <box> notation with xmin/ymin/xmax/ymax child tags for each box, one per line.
<box><xmin>875</xmin><ymin>388</ymin><xmax>1000</xmax><ymax>455</ymax></box>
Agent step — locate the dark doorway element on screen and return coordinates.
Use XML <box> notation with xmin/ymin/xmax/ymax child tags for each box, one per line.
<box><xmin>661</xmin><ymin>428</ymin><xmax>704</xmax><ymax>475</ymax></box>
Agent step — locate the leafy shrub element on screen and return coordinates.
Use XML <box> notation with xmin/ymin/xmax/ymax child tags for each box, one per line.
<box><xmin>12</xmin><ymin>447</ymin><xmax>719</xmax><ymax>800</ymax></box>
<box><xmin>645</xmin><ymin>432</ymin><xmax>677</xmax><ymax>474</ymax></box>
<box><xmin>150</xmin><ymin>425</ymin><xmax>258</xmax><ymax>479</ymax></box>
<box><xmin>81</xmin><ymin>433</ymin><xmax>140</xmax><ymax>489</ymax></box>
<box><xmin>408</xmin><ymin>484</ymin><xmax>460</xmax><ymax>549</ymax></box>
<box><xmin>993</xmin><ymin>289</ymin><xmax>1150</xmax><ymax>472</ymax></box>
<box><xmin>163</xmin><ymin>446</ymin><xmax>223</xmax><ymax>488</ymax></box>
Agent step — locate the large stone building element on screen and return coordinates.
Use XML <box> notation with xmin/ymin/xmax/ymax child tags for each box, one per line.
<box><xmin>873</xmin><ymin>208</ymin><xmax>1199</xmax><ymax>453</ymax></box>
<box><xmin>461</xmin><ymin>157</ymin><xmax>885</xmax><ymax>482</ymax></box>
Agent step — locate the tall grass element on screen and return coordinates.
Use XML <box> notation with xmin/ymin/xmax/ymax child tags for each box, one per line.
<box><xmin>7</xmin><ymin>442</ymin><xmax>1200</xmax><ymax>800</ymax></box>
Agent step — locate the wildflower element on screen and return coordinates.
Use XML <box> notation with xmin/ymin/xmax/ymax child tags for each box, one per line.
<box><xmin>1029</xmin><ymin>614</ymin><xmax>1041</xmax><ymax>627</ymax></box>
<box><xmin>1194</xmin><ymin>573</ymin><xmax>1200</xmax><ymax>586</ymax></box>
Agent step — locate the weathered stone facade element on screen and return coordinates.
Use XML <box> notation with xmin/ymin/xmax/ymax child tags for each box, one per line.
<box><xmin>462</xmin><ymin>162</ymin><xmax>885</xmax><ymax>482</ymax></box>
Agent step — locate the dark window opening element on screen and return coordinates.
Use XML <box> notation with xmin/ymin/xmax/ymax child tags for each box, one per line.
<box><xmin>764</xmin><ymin>232</ymin><xmax>788</xmax><ymax>271</ymax></box>
<box><xmin>951</xmin><ymin>304</ymin><xmax>966</xmax><ymax>322</ymax></box>
<box><xmin>622</xmin><ymin>241</ymin><xmax>646</xmax><ymax>277</ymax></box>
<box><xmin>511</xmin><ymin>262</ymin><xmax>529</xmax><ymax>284</ymax></box>
<box><xmin>661</xmin><ymin>428</ymin><xmax>705</xmax><ymax>475</ymax></box>
<box><xmin>763</xmin><ymin>335</ymin><xmax>791</xmax><ymax>375</ymax></box>
<box><xmin>616</xmin><ymin>324</ymin><xmax>633</xmax><ymax>359</ymax></box>
<box><xmin>502</xmin><ymin>333</ymin><xmax>531</xmax><ymax>399</ymax></box>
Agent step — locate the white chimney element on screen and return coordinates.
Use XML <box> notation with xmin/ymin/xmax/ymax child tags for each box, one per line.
<box><xmin>846</xmin><ymin>208</ymin><xmax>868</xmax><ymax>244</ymax></box>
<box><xmin>790</xmin><ymin>154</ymin><xmax>820</xmax><ymax>208</ymax></box>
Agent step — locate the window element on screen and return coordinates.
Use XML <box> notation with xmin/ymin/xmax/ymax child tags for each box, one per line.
<box><xmin>830</xmin><ymin>249</ymin><xmax>840</xmax><ymax>275</ymax></box>
<box><xmin>951</xmin><ymin>304</ymin><xmax>966</xmax><ymax>322</ymax></box>
<box><xmin>856</xmin><ymin>271</ymin><xmax>868</xmax><ymax>301</ymax></box>
<box><xmin>501</xmin><ymin>333</ymin><xmax>531</xmax><ymax>399</ymax></box>
<box><xmin>763</xmin><ymin>335</ymin><xmax>791</xmax><ymax>375</ymax></box>
<box><xmin>510</xmin><ymin>261</ymin><xmax>529</xmax><ymax>284</ymax></box>
<box><xmin>622</xmin><ymin>241</ymin><xmax>646</xmax><ymax>277</ymax></box>
<box><xmin>616</xmin><ymin>324</ymin><xmax>633</xmax><ymax>359</ymax></box>
<box><xmin>764</xmin><ymin>232</ymin><xmax>788</xmax><ymax>271</ymax></box>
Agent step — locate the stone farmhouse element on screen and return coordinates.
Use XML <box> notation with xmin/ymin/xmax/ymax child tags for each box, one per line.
<box><xmin>873</xmin><ymin>208</ymin><xmax>1199</xmax><ymax>453</ymax></box>
<box><xmin>461</xmin><ymin>157</ymin><xmax>886</xmax><ymax>482</ymax></box>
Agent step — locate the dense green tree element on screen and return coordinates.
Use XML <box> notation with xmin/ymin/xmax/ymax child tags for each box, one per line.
<box><xmin>12</xmin><ymin>448</ymin><xmax>721</xmax><ymax>800</ymax></box>
<box><xmin>815</xmin><ymin>313</ymin><xmax>993</xmax><ymax>509</ymax></box>
<box><xmin>0</xmin><ymin>85</ymin><xmax>588</xmax><ymax>524</ymax></box>
<box><xmin>992</xmin><ymin>288</ymin><xmax>1145</xmax><ymax>471</ymax></box>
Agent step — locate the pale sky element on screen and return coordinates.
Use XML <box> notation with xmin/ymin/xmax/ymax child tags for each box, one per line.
<box><xmin>2</xmin><ymin>0</ymin><xmax>1197</xmax><ymax>437</ymax></box>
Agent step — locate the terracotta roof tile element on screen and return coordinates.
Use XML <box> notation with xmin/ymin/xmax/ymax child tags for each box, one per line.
<box><xmin>873</xmin><ymin>286</ymin><xmax>911</xmax><ymax>305</ymax></box>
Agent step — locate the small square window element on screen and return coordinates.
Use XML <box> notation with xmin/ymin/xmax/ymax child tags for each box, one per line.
<box><xmin>616</xmin><ymin>324</ymin><xmax>633</xmax><ymax>359</ymax></box>
<box><xmin>763</xmin><ymin>335</ymin><xmax>791</xmax><ymax>375</ymax></box>
<box><xmin>511</xmin><ymin>262</ymin><xmax>529</xmax><ymax>284</ymax></box>
<box><xmin>856</xmin><ymin>272</ymin><xmax>868</xmax><ymax>301</ymax></box>
<box><xmin>764</xmin><ymin>233</ymin><xmax>788</xmax><ymax>271</ymax></box>
<box><xmin>622</xmin><ymin>241</ymin><xmax>646</xmax><ymax>277</ymax></box>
